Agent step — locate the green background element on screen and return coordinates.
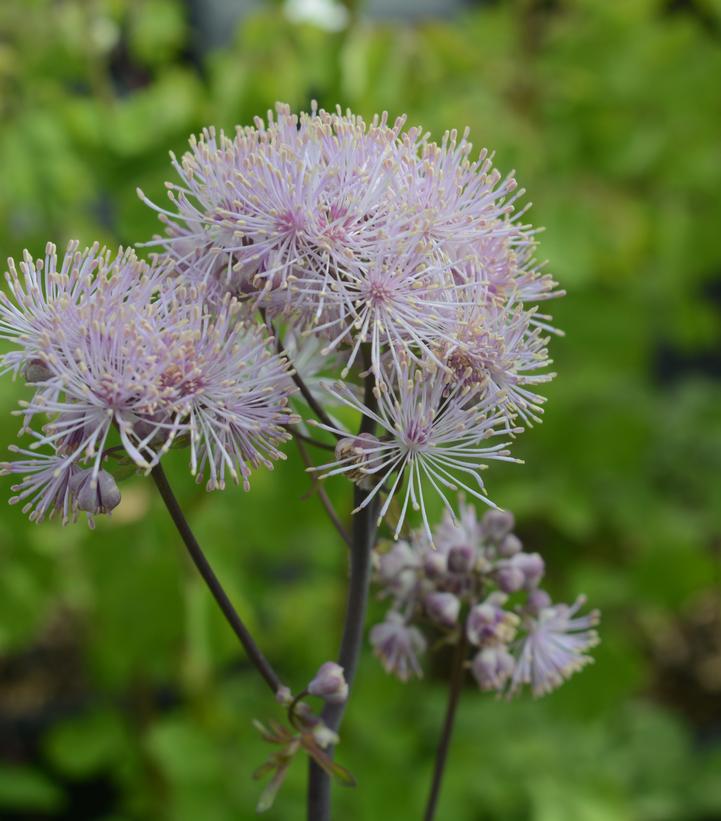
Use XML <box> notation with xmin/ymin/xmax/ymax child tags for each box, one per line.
<box><xmin>1</xmin><ymin>0</ymin><xmax>721</xmax><ymax>818</ymax></box>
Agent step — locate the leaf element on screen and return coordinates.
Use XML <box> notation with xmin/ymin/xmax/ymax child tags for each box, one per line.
<box><xmin>255</xmin><ymin>760</ymin><xmax>291</xmax><ymax>813</ymax></box>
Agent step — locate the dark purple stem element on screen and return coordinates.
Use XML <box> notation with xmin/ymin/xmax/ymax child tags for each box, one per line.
<box><xmin>151</xmin><ymin>464</ymin><xmax>283</xmax><ymax>695</ymax></box>
<box><xmin>307</xmin><ymin>366</ymin><xmax>378</xmax><ymax>821</ymax></box>
<box><xmin>422</xmin><ymin>632</ymin><xmax>468</xmax><ymax>821</ymax></box>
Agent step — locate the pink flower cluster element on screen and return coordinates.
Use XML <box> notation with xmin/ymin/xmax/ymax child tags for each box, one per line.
<box><xmin>141</xmin><ymin>102</ymin><xmax>561</xmax><ymax>534</ymax></box>
<box><xmin>1</xmin><ymin>103</ymin><xmax>560</xmax><ymax>536</ymax></box>
<box><xmin>370</xmin><ymin>500</ymin><xmax>599</xmax><ymax>697</ymax></box>
<box><xmin>0</xmin><ymin>242</ymin><xmax>296</xmax><ymax>525</ymax></box>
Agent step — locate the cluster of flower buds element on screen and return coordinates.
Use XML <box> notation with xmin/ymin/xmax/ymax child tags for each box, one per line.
<box><xmin>370</xmin><ymin>500</ymin><xmax>599</xmax><ymax>697</ymax></box>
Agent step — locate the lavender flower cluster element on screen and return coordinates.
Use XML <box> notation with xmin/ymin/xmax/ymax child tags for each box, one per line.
<box><xmin>1</xmin><ymin>102</ymin><xmax>560</xmax><ymax>537</ymax></box>
<box><xmin>0</xmin><ymin>102</ymin><xmax>597</xmax><ymax>814</ymax></box>
<box><xmin>0</xmin><ymin>243</ymin><xmax>297</xmax><ymax>525</ymax></box>
<box><xmin>370</xmin><ymin>501</ymin><xmax>599</xmax><ymax>696</ymax></box>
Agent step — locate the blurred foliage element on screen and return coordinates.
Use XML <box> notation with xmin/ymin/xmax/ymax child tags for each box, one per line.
<box><xmin>1</xmin><ymin>0</ymin><xmax>721</xmax><ymax>818</ymax></box>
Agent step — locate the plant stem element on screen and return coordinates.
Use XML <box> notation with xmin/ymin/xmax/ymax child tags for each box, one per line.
<box><xmin>150</xmin><ymin>464</ymin><xmax>283</xmax><ymax>695</ymax></box>
<box><xmin>307</xmin><ymin>488</ymin><xmax>378</xmax><ymax>820</ymax></box>
<box><xmin>288</xmin><ymin>426</ymin><xmax>336</xmax><ymax>452</ymax></box>
<box><xmin>422</xmin><ymin>633</ymin><xmax>468</xmax><ymax>821</ymax></box>
<box><xmin>307</xmin><ymin>367</ymin><xmax>378</xmax><ymax>821</ymax></box>
<box><xmin>266</xmin><ymin>316</ymin><xmax>340</xmax><ymax>436</ymax></box>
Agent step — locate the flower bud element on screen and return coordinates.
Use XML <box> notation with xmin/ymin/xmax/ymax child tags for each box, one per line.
<box><xmin>471</xmin><ymin>647</ymin><xmax>515</xmax><ymax>691</ymax></box>
<box><xmin>423</xmin><ymin>550</ymin><xmax>447</xmax><ymax>579</ymax></box>
<box><xmin>495</xmin><ymin>563</ymin><xmax>525</xmax><ymax>593</ymax></box>
<box><xmin>498</xmin><ymin>533</ymin><xmax>522</xmax><ymax>557</ymax></box>
<box><xmin>312</xmin><ymin>722</ymin><xmax>340</xmax><ymax>749</ymax></box>
<box><xmin>23</xmin><ymin>358</ymin><xmax>53</xmax><ymax>384</ymax></box>
<box><xmin>334</xmin><ymin>433</ymin><xmax>380</xmax><ymax>489</ymax></box>
<box><xmin>466</xmin><ymin>593</ymin><xmax>519</xmax><ymax>646</ymax></box>
<box><xmin>132</xmin><ymin>413</ymin><xmax>173</xmax><ymax>448</ymax></box>
<box><xmin>482</xmin><ymin>509</ymin><xmax>514</xmax><ymax>542</ymax></box>
<box><xmin>376</xmin><ymin>540</ymin><xmax>419</xmax><ymax>599</ymax></box>
<box><xmin>308</xmin><ymin>662</ymin><xmax>348</xmax><ymax>704</ymax></box>
<box><xmin>514</xmin><ymin>552</ymin><xmax>545</xmax><ymax>589</ymax></box>
<box><xmin>70</xmin><ymin>469</ymin><xmax>121</xmax><ymax>515</ymax></box>
<box><xmin>275</xmin><ymin>686</ymin><xmax>293</xmax><ymax>706</ymax></box>
<box><xmin>447</xmin><ymin>543</ymin><xmax>476</xmax><ymax>574</ymax></box>
<box><xmin>424</xmin><ymin>592</ymin><xmax>460</xmax><ymax>629</ymax></box>
<box><xmin>526</xmin><ymin>588</ymin><xmax>552</xmax><ymax>615</ymax></box>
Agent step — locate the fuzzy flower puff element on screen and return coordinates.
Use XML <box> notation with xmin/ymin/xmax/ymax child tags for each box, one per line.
<box><xmin>142</xmin><ymin>102</ymin><xmax>559</xmax><ymax>391</ymax></box>
<box><xmin>310</xmin><ymin>356</ymin><xmax>520</xmax><ymax>541</ymax></box>
<box><xmin>0</xmin><ymin>243</ymin><xmax>298</xmax><ymax>524</ymax></box>
<box><xmin>139</xmin><ymin>102</ymin><xmax>563</xmax><ymax>539</ymax></box>
<box><xmin>369</xmin><ymin>499</ymin><xmax>599</xmax><ymax>698</ymax></box>
<box><xmin>155</xmin><ymin>293</ymin><xmax>300</xmax><ymax>491</ymax></box>
<box><xmin>139</xmin><ymin>104</ymin><xmax>408</xmax><ymax>318</ymax></box>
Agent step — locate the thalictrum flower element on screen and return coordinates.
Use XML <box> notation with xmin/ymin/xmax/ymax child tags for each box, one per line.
<box><xmin>369</xmin><ymin>611</ymin><xmax>427</xmax><ymax>682</ymax></box>
<box><xmin>310</xmin><ymin>358</ymin><xmax>519</xmax><ymax>540</ymax></box>
<box><xmin>509</xmin><ymin>596</ymin><xmax>600</xmax><ymax>697</ymax></box>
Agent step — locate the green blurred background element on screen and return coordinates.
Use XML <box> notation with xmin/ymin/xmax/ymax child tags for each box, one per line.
<box><xmin>1</xmin><ymin>0</ymin><xmax>721</xmax><ymax>818</ymax></box>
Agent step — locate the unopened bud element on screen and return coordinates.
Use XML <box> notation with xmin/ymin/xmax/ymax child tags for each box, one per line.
<box><xmin>498</xmin><ymin>533</ymin><xmax>522</xmax><ymax>557</ymax></box>
<box><xmin>527</xmin><ymin>588</ymin><xmax>552</xmax><ymax>615</ymax></box>
<box><xmin>514</xmin><ymin>552</ymin><xmax>545</xmax><ymax>589</ymax></box>
<box><xmin>23</xmin><ymin>358</ymin><xmax>53</xmax><ymax>384</ymax></box>
<box><xmin>312</xmin><ymin>722</ymin><xmax>340</xmax><ymax>749</ymax></box>
<box><xmin>471</xmin><ymin>647</ymin><xmax>515</xmax><ymax>691</ymax></box>
<box><xmin>133</xmin><ymin>414</ymin><xmax>172</xmax><ymax>447</ymax></box>
<box><xmin>275</xmin><ymin>686</ymin><xmax>293</xmax><ymax>706</ymax></box>
<box><xmin>482</xmin><ymin>509</ymin><xmax>514</xmax><ymax>542</ymax></box>
<box><xmin>334</xmin><ymin>433</ymin><xmax>380</xmax><ymax>489</ymax></box>
<box><xmin>466</xmin><ymin>593</ymin><xmax>518</xmax><ymax>646</ymax></box>
<box><xmin>70</xmin><ymin>469</ymin><xmax>121</xmax><ymax>515</ymax></box>
<box><xmin>308</xmin><ymin>662</ymin><xmax>348</xmax><ymax>705</ymax></box>
<box><xmin>423</xmin><ymin>550</ymin><xmax>447</xmax><ymax>579</ymax></box>
<box><xmin>447</xmin><ymin>543</ymin><xmax>476</xmax><ymax>574</ymax></box>
<box><xmin>495</xmin><ymin>563</ymin><xmax>525</xmax><ymax>593</ymax></box>
<box><xmin>424</xmin><ymin>592</ymin><xmax>460</xmax><ymax>629</ymax></box>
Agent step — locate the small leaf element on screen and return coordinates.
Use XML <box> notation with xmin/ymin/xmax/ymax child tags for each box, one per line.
<box><xmin>255</xmin><ymin>761</ymin><xmax>291</xmax><ymax>813</ymax></box>
<box><xmin>251</xmin><ymin>759</ymin><xmax>277</xmax><ymax>781</ymax></box>
<box><xmin>328</xmin><ymin>760</ymin><xmax>357</xmax><ymax>788</ymax></box>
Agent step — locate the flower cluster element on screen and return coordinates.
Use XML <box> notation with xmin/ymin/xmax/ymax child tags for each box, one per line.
<box><xmin>370</xmin><ymin>500</ymin><xmax>599</xmax><ymax>696</ymax></box>
<box><xmin>142</xmin><ymin>102</ymin><xmax>561</xmax><ymax>534</ymax></box>
<box><xmin>1</xmin><ymin>103</ymin><xmax>560</xmax><ymax>538</ymax></box>
<box><xmin>0</xmin><ymin>242</ymin><xmax>297</xmax><ymax>525</ymax></box>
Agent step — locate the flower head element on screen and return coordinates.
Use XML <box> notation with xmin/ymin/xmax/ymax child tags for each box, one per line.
<box><xmin>142</xmin><ymin>102</ymin><xmax>560</xmax><ymax>427</ymax></box>
<box><xmin>369</xmin><ymin>498</ymin><xmax>599</xmax><ymax>697</ymax></box>
<box><xmin>510</xmin><ymin>596</ymin><xmax>600</xmax><ymax>697</ymax></box>
<box><xmin>312</xmin><ymin>357</ymin><xmax>518</xmax><ymax>540</ymax></box>
<box><xmin>369</xmin><ymin>611</ymin><xmax>427</xmax><ymax>682</ymax></box>
<box><xmin>1</xmin><ymin>242</ymin><xmax>297</xmax><ymax>523</ymax></box>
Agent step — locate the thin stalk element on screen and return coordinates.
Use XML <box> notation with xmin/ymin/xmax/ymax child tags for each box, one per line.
<box><xmin>307</xmin><ymin>366</ymin><xmax>378</xmax><ymax>821</ymax></box>
<box><xmin>288</xmin><ymin>426</ymin><xmax>336</xmax><ymax>452</ymax></box>
<box><xmin>422</xmin><ymin>633</ymin><xmax>468</xmax><ymax>821</ymax></box>
<box><xmin>263</xmin><ymin>313</ymin><xmax>340</xmax><ymax>436</ymax></box>
<box><xmin>150</xmin><ymin>464</ymin><xmax>283</xmax><ymax>695</ymax></box>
